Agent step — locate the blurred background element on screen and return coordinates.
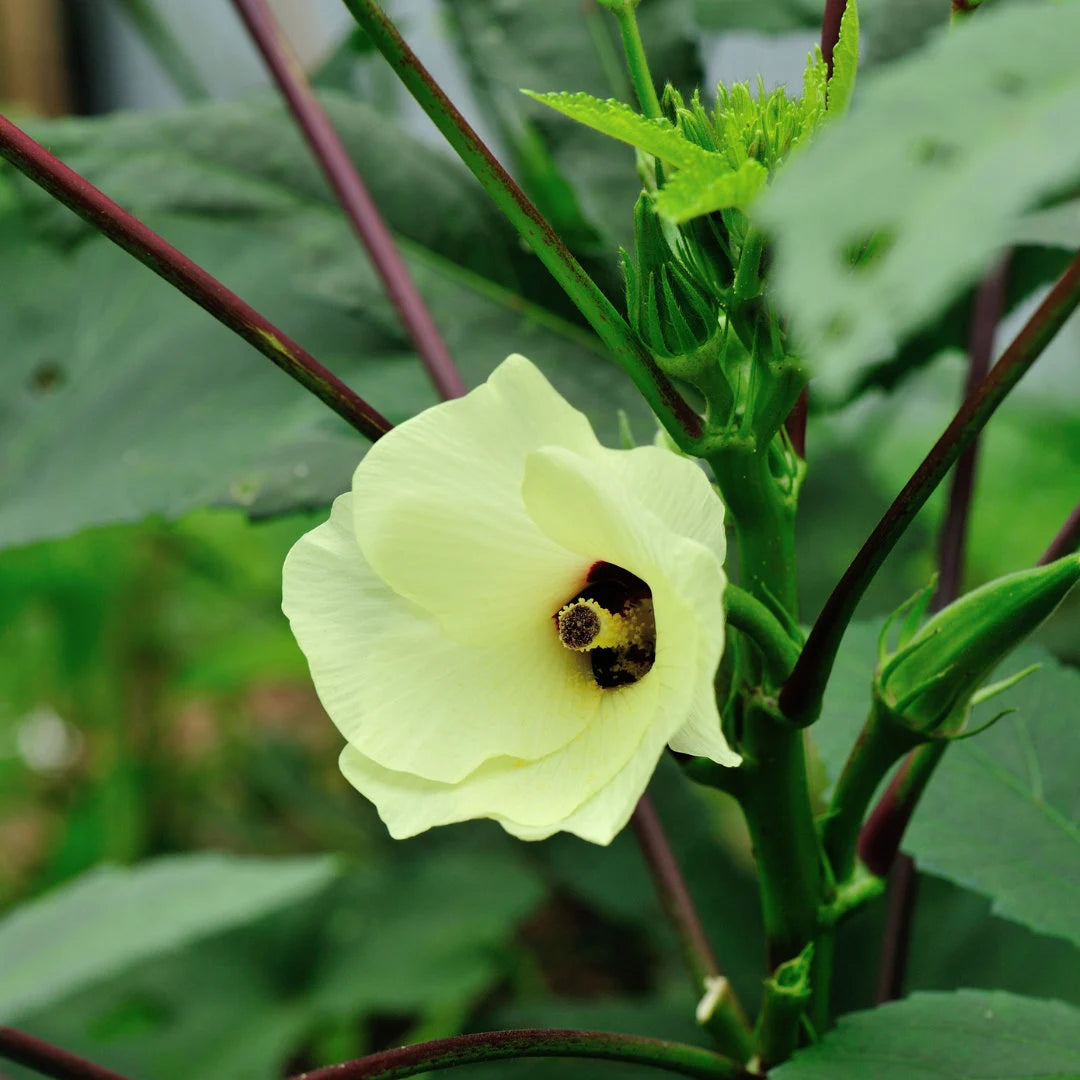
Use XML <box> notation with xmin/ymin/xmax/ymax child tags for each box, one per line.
<box><xmin>2</xmin><ymin>2</ymin><xmax>1079</xmax><ymax>1078</ymax></box>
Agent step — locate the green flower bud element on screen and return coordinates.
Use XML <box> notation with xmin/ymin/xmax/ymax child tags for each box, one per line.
<box><xmin>877</xmin><ymin>555</ymin><xmax>1080</xmax><ymax>736</ymax></box>
<box><xmin>624</xmin><ymin>193</ymin><xmax>721</xmax><ymax>363</ymax></box>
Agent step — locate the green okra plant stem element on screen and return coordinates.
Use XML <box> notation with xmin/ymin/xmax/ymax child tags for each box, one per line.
<box><xmin>709</xmin><ymin>446</ymin><xmax>799</xmax><ymax>619</ymax></box>
<box><xmin>604</xmin><ymin>1</ymin><xmax>664</xmax><ymax>119</ymax></box>
<box><xmin>821</xmin><ymin>706</ymin><xmax>924</xmax><ymax>883</ymax></box>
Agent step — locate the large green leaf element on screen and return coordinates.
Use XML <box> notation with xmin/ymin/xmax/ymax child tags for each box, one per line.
<box><xmin>305</xmin><ymin>844</ymin><xmax>543</xmax><ymax>1015</ymax></box>
<box><xmin>13</xmin><ymin>840</ymin><xmax>543</xmax><ymax>1080</ymax></box>
<box><xmin>757</xmin><ymin>1</ymin><xmax>1080</xmax><ymax>402</ymax></box>
<box><xmin>904</xmin><ymin>645</ymin><xmax>1080</xmax><ymax>951</ymax></box>
<box><xmin>906</xmin><ymin>874</ymin><xmax>1080</xmax><ymax>1008</ymax></box>
<box><xmin>0</xmin><ymin>95</ymin><xmax>650</xmax><ymax>550</ymax></box>
<box><xmin>0</xmin><ymin>853</ymin><xmax>337</xmax><ymax>1022</ymax></box>
<box><xmin>773</xmin><ymin>990</ymin><xmax>1080</xmax><ymax>1079</ymax></box>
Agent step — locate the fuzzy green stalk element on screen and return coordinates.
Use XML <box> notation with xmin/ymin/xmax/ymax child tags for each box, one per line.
<box><xmin>821</xmin><ymin>706</ymin><xmax>925</xmax><ymax>883</ymax></box>
<box><xmin>737</xmin><ymin>707</ymin><xmax>821</xmax><ymax>969</ymax></box>
<box><xmin>341</xmin><ymin>0</ymin><xmax>703</xmax><ymax>450</ymax></box>
<box><xmin>602</xmin><ymin>1</ymin><xmax>664</xmax><ymax>119</ymax></box>
<box><xmin>709</xmin><ymin>445</ymin><xmax>798</xmax><ymax>618</ymax></box>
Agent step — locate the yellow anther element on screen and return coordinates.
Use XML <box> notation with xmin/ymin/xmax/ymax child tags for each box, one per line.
<box><xmin>556</xmin><ymin>598</ymin><xmax>627</xmax><ymax>652</ymax></box>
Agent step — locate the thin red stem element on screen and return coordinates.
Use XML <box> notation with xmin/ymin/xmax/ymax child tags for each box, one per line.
<box><xmin>292</xmin><ymin>1028</ymin><xmax>750</xmax><ymax>1080</ymax></box>
<box><xmin>874</xmin><ymin>854</ymin><xmax>919</xmax><ymax>1004</ymax></box>
<box><xmin>933</xmin><ymin>256</ymin><xmax>1010</xmax><ymax>609</ymax></box>
<box><xmin>631</xmin><ymin>794</ymin><xmax>720</xmax><ymax>986</ymax></box>
<box><xmin>1038</xmin><ymin>499</ymin><xmax>1080</xmax><ymax>564</ymax></box>
<box><xmin>0</xmin><ymin>1026</ymin><xmax>751</xmax><ymax>1080</ymax></box>
<box><xmin>0</xmin><ymin>112</ymin><xmax>391</xmax><ymax>441</ymax></box>
<box><xmin>0</xmin><ymin>1028</ymin><xmax>132</xmax><ymax>1080</ymax></box>
<box><xmin>780</xmin><ymin>250</ymin><xmax>1080</xmax><ymax>726</ymax></box>
<box><xmin>869</xmin><ymin>260</ymin><xmax>1008</xmax><ymax>1004</ymax></box>
<box><xmin>784</xmin><ymin>391</ymin><xmax>807</xmax><ymax>459</ymax></box>
<box><xmin>820</xmin><ymin>0</ymin><xmax>848</xmax><ymax>77</ymax></box>
<box><xmin>231</xmin><ymin>0</ymin><xmax>465</xmax><ymax>400</ymax></box>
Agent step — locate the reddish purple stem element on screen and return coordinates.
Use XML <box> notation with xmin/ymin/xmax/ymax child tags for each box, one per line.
<box><xmin>0</xmin><ymin>1028</ymin><xmax>132</xmax><ymax>1080</ymax></box>
<box><xmin>865</xmin><ymin>259</ymin><xmax>1010</xmax><ymax>1005</ymax></box>
<box><xmin>231</xmin><ymin>0</ymin><xmax>466</xmax><ymax>400</ymax></box>
<box><xmin>820</xmin><ymin>0</ymin><xmax>848</xmax><ymax>77</ymax></box>
<box><xmin>631</xmin><ymin>793</ymin><xmax>720</xmax><ymax>986</ymax></box>
<box><xmin>1038</xmin><ymin>499</ymin><xmax>1080</xmax><ymax>564</ymax></box>
<box><xmin>933</xmin><ymin>256</ymin><xmax>1010</xmax><ymax>609</ymax></box>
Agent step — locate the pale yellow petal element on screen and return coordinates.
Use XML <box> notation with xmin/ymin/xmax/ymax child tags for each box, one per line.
<box><xmin>352</xmin><ymin>355</ymin><xmax>598</xmax><ymax>641</ymax></box>
<box><xmin>593</xmin><ymin>444</ymin><xmax>727</xmax><ymax>566</ymax></box>
<box><xmin>667</xmin><ymin>671</ymin><xmax>741</xmax><ymax>765</ymax></box>
<box><xmin>338</xmin><ymin>664</ymin><xmax>671</xmax><ymax>838</ymax></box>
<box><xmin>282</xmin><ymin>494</ymin><xmax>602</xmax><ymax>783</ymax></box>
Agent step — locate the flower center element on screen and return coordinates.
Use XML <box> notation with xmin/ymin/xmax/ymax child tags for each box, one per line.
<box><xmin>555</xmin><ymin>563</ymin><xmax>656</xmax><ymax>689</ymax></box>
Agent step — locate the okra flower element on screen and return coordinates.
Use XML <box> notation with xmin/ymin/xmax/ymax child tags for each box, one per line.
<box><xmin>282</xmin><ymin>356</ymin><xmax>737</xmax><ymax>845</ymax></box>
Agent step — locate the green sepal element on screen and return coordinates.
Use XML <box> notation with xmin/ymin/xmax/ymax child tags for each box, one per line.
<box><xmin>756</xmin><ymin>942</ymin><xmax>814</xmax><ymax>1067</ymax></box>
<box><xmin>623</xmin><ymin>193</ymin><xmax>735</xmax><ymax>421</ymax></box>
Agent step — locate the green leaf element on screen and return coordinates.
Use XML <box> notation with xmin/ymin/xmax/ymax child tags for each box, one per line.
<box><xmin>826</xmin><ymin>0</ymin><xmax>859</xmax><ymax>115</ymax></box>
<box><xmin>0</xmin><ymin>95</ymin><xmax>651</xmax><ymax>550</ymax></box>
<box><xmin>14</xmin><ymin>840</ymin><xmax>542</xmax><ymax>1080</ymax></box>
<box><xmin>654</xmin><ymin>158</ymin><xmax>768</xmax><ymax>221</ymax></box>
<box><xmin>1013</xmin><ymin>199</ymin><xmax>1080</xmax><ymax>249</ymax></box>
<box><xmin>0</xmin><ymin>853</ymin><xmax>338</xmax><ymax>1021</ymax></box>
<box><xmin>906</xmin><ymin>875</ymin><xmax>1080</xmax><ymax>1009</ymax></box>
<box><xmin>773</xmin><ymin>990</ymin><xmax>1080</xmax><ymax>1079</ymax></box>
<box><xmin>836</xmin><ymin>245</ymin><xmax>1073</xmax><ymax>404</ymax></box>
<box><xmin>524</xmin><ymin>90</ymin><xmax>719</xmax><ymax>169</ymax></box>
<box><xmin>756</xmin><ymin>1</ymin><xmax>1080</xmax><ymax>402</ymax></box>
<box><xmin>305</xmin><ymin>845</ymin><xmax>543</xmax><ymax>1015</ymax></box>
<box><xmin>904</xmin><ymin>645</ymin><xmax>1080</xmax><ymax>951</ymax></box>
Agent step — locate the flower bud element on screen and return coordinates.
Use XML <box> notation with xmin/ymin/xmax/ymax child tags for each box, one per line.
<box><xmin>624</xmin><ymin>193</ymin><xmax>722</xmax><ymax>364</ymax></box>
<box><xmin>876</xmin><ymin>555</ymin><xmax>1080</xmax><ymax>735</ymax></box>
